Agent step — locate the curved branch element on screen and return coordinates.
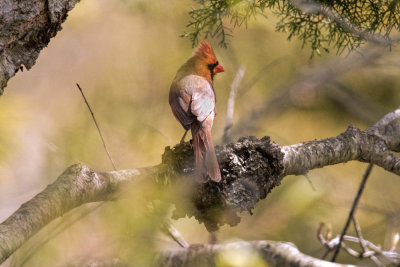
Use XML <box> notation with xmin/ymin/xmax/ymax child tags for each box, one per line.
<box><xmin>0</xmin><ymin>165</ymin><xmax>149</xmax><ymax>263</ymax></box>
<box><xmin>69</xmin><ymin>241</ymin><xmax>354</xmax><ymax>267</ymax></box>
<box><xmin>156</xmin><ymin>241</ymin><xmax>355</xmax><ymax>267</ymax></box>
<box><xmin>0</xmin><ymin>109</ymin><xmax>399</xmax><ymax>264</ymax></box>
<box><xmin>0</xmin><ymin>0</ymin><xmax>80</xmax><ymax>94</ymax></box>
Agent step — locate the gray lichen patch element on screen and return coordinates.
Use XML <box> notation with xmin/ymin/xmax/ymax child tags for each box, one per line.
<box><xmin>159</xmin><ymin>136</ymin><xmax>284</xmax><ymax>231</ymax></box>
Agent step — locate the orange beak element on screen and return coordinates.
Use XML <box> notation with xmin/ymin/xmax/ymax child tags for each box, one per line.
<box><xmin>213</xmin><ymin>64</ymin><xmax>224</xmax><ymax>74</ymax></box>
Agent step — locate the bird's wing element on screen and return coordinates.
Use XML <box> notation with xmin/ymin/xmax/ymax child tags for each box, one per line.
<box><xmin>170</xmin><ymin>83</ymin><xmax>194</xmax><ymax>129</ymax></box>
<box><xmin>180</xmin><ymin>75</ymin><xmax>215</xmax><ymax>123</ymax></box>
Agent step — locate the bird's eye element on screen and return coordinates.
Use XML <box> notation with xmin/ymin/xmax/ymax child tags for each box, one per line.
<box><xmin>207</xmin><ymin>62</ymin><xmax>219</xmax><ymax>73</ymax></box>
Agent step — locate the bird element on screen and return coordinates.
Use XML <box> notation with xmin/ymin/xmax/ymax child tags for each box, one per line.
<box><xmin>169</xmin><ymin>40</ymin><xmax>224</xmax><ymax>183</ymax></box>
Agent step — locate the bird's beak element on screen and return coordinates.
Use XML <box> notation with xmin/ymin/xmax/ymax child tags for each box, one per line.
<box><xmin>213</xmin><ymin>64</ymin><xmax>224</xmax><ymax>74</ymax></box>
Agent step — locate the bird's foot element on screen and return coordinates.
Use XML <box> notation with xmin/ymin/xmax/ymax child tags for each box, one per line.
<box><xmin>179</xmin><ymin>130</ymin><xmax>189</xmax><ymax>144</ymax></box>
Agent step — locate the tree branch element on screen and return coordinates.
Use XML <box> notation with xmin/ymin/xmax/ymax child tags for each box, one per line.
<box><xmin>1</xmin><ymin>108</ymin><xmax>399</xmax><ymax>264</ymax></box>
<box><xmin>155</xmin><ymin>241</ymin><xmax>355</xmax><ymax>267</ymax></box>
<box><xmin>222</xmin><ymin>66</ymin><xmax>245</xmax><ymax>144</ymax></box>
<box><xmin>0</xmin><ymin>165</ymin><xmax>151</xmax><ymax>263</ymax></box>
<box><xmin>0</xmin><ymin>0</ymin><xmax>80</xmax><ymax>94</ymax></box>
<box><xmin>290</xmin><ymin>0</ymin><xmax>394</xmax><ymax>47</ymax></box>
<box><xmin>68</xmin><ymin>240</ymin><xmax>354</xmax><ymax>267</ymax></box>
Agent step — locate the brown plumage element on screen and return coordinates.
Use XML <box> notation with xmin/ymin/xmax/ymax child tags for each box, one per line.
<box><xmin>169</xmin><ymin>40</ymin><xmax>224</xmax><ymax>182</ymax></box>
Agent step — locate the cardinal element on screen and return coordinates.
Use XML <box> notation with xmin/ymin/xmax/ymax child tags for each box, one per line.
<box><xmin>169</xmin><ymin>40</ymin><xmax>224</xmax><ymax>182</ymax></box>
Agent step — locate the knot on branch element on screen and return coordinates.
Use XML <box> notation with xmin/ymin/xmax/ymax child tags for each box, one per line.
<box><xmin>339</xmin><ymin>125</ymin><xmax>389</xmax><ymax>158</ymax></box>
<box><xmin>341</xmin><ymin>125</ymin><xmax>400</xmax><ymax>174</ymax></box>
<box><xmin>159</xmin><ymin>136</ymin><xmax>284</xmax><ymax>231</ymax></box>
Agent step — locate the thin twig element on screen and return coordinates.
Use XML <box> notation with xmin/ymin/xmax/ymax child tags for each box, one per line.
<box><xmin>76</xmin><ymin>84</ymin><xmax>187</xmax><ymax>249</ymax></box>
<box><xmin>160</xmin><ymin>221</ymin><xmax>189</xmax><ymax>248</ymax></box>
<box><xmin>370</xmin><ymin>255</ymin><xmax>385</xmax><ymax>267</ymax></box>
<box><xmin>150</xmin><ymin>201</ymin><xmax>189</xmax><ymax>249</ymax></box>
<box><xmin>352</xmin><ymin>216</ymin><xmax>367</xmax><ymax>256</ymax></box>
<box><xmin>223</xmin><ymin>67</ymin><xmax>245</xmax><ymax>144</ymax></box>
<box><xmin>317</xmin><ymin>222</ymin><xmax>332</xmax><ymax>259</ymax></box>
<box><xmin>331</xmin><ymin>163</ymin><xmax>374</xmax><ymax>262</ymax></box>
<box><xmin>318</xmin><ymin>223</ymin><xmax>400</xmax><ymax>265</ymax></box>
<box><xmin>76</xmin><ymin>83</ymin><xmax>117</xmax><ymax>171</ymax></box>
<box><xmin>303</xmin><ymin>174</ymin><xmax>316</xmax><ymax>191</ymax></box>
<box><xmin>222</xmin><ymin>57</ymin><xmax>287</xmax><ymax>143</ymax></box>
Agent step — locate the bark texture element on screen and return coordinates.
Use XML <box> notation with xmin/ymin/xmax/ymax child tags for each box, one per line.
<box><xmin>69</xmin><ymin>241</ymin><xmax>354</xmax><ymax>266</ymax></box>
<box><xmin>161</xmin><ymin>136</ymin><xmax>284</xmax><ymax>231</ymax></box>
<box><xmin>282</xmin><ymin>109</ymin><xmax>400</xmax><ymax>176</ymax></box>
<box><xmin>0</xmin><ymin>109</ymin><xmax>399</xmax><ymax>264</ymax></box>
<box><xmin>0</xmin><ymin>0</ymin><xmax>80</xmax><ymax>93</ymax></box>
<box><xmin>156</xmin><ymin>241</ymin><xmax>355</xmax><ymax>267</ymax></box>
<box><xmin>0</xmin><ymin>165</ymin><xmax>145</xmax><ymax>263</ymax></box>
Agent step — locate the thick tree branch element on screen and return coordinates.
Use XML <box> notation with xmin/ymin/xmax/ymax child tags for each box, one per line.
<box><xmin>281</xmin><ymin>122</ymin><xmax>400</xmax><ymax>176</ymax></box>
<box><xmin>155</xmin><ymin>241</ymin><xmax>354</xmax><ymax>267</ymax></box>
<box><xmin>1</xmin><ymin>109</ymin><xmax>399</xmax><ymax>264</ymax></box>
<box><xmin>69</xmin><ymin>241</ymin><xmax>354</xmax><ymax>267</ymax></box>
<box><xmin>0</xmin><ymin>165</ymin><xmax>151</xmax><ymax>263</ymax></box>
<box><xmin>0</xmin><ymin>0</ymin><xmax>80</xmax><ymax>94</ymax></box>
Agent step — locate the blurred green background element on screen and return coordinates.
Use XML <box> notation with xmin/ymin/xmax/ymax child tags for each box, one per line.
<box><xmin>1</xmin><ymin>0</ymin><xmax>400</xmax><ymax>266</ymax></box>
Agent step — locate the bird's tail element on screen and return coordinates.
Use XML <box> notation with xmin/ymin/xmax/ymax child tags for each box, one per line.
<box><xmin>191</xmin><ymin>122</ymin><xmax>221</xmax><ymax>183</ymax></box>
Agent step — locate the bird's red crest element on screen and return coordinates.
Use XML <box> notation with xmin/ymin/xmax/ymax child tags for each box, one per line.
<box><xmin>194</xmin><ymin>40</ymin><xmax>217</xmax><ymax>62</ymax></box>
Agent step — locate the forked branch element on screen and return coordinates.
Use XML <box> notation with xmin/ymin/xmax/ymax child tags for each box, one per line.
<box><xmin>0</xmin><ymin>108</ymin><xmax>399</xmax><ymax>265</ymax></box>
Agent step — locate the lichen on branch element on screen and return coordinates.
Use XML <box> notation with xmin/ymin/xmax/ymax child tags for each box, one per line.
<box><xmin>159</xmin><ymin>136</ymin><xmax>284</xmax><ymax>231</ymax></box>
<box><xmin>0</xmin><ymin>108</ymin><xmax>399</xmax><ymax>264</ymax></box>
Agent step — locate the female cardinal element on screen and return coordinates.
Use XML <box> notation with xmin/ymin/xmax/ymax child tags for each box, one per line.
<box><xmin>169</xmin><ymin>40</ymin><xmax>224</xmax><ymax>182</ymax></box>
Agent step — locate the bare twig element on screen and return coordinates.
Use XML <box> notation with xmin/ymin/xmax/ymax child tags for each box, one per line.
<box><xmin>318</xmin><ymin>224</ymin><xmax>400</xmax><ymax>266</ymax></box>
<box><xmin>370</xmin><ymin>256</ymin><xmax>385</xmax><ymax>267</ymax></box>
<box><xmin>343</xmin><ymin>236</ymin><xmax>400</xmax><ymax>261</ymax></box>
<box><xmin>76</xmin><ymin>83</ymin><xmax>117</xmax><ymax>171</ymax></box>
<box><xmin>77</xmin><ymin>84</ymin><xmax>188</xmax><ymax>250</ymax></box>
<box><xmin>223</xmin><ymin>67</ymin><xmax>245</xmax><ymax>144</ymax></box>
<box><xmin>160</xmin><ymin>221</ymin><xmax>189</xmax><ymax>248</ymax></box>
<box><xmin>303</xmin><ymin>174</ymin><xmax>316</xmax><ymax>191</ymax></box>
<box><xmin>352</xmin><ymin>216</ymin><xmax>367</xmax><ymax>256</ymax></box>
<box><xmin>390</xmin><ymin>233</ymin><xmax>400</xmax><ymax>252</ymax></box>
<box><xmin>331</xmin><ymin>163</ymin><xmax>373</xmax><ymax>262</ymax></box>
<box><xmin>339</xmin><ymin>242</ymin><xmax>360</xmax><ymax>258</ymax></box>
<box><xmin>1</xmin><ymin>108</ymin><xmax>400</xmax><ymax>264</ymax></box>
<box><xmin>318</xmin><ymin>222</ymin><xmax>332</xmax><ymax>258</ymax></box>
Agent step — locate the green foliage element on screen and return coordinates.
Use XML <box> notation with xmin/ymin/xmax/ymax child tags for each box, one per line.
<box><xmin>183</xmin><ymin>0</ymin><xmax>400</xmax><ymax>55</ymax></box>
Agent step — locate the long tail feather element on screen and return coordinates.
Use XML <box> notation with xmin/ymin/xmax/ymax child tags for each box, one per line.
<box><xmin>191</xmin><ymin>122</ymin><xmax>221</xmax><ymax>182</ymax></box>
